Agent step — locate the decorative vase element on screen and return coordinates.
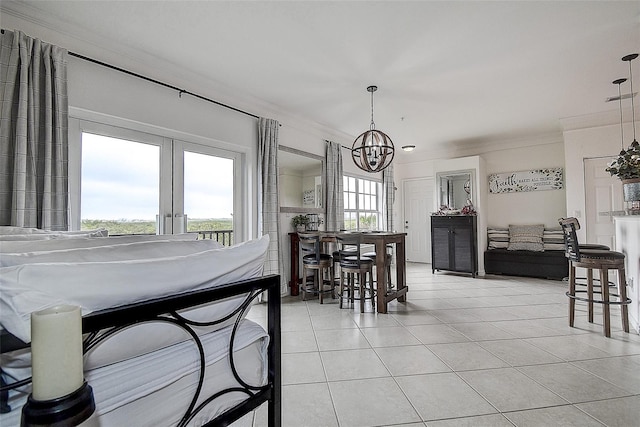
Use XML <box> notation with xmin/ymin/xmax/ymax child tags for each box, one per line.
<box><xmin>622</xmin><ymin>178</ymin><xmax>640</xmax><ymax>202</ymax></box>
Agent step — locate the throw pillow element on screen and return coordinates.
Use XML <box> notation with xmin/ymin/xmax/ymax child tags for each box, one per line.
<box><xmin>508</xmin><ymin>224</ymin><xmax>544</xmax><ymax>252</ymax></box>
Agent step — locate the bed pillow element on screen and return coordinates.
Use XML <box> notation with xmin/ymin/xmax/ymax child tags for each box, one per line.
<box><xmin>487</xmin><ymin>227</ymin><xmax>509</xmax><ymax>249</ymax></box>
<box><xmin>507</xmin><ymin>224</ymin><xmax>544</xmax><ymax>252</ymax></box>
<box><xmin>0</xmin><ymin>233</ymin><xmax>197</xmax><ymax>253</ymax></box>
<box><xmin>0</xmin><ymin>239</ymin><xmax>223</xmax><ymax>267</ymax></box>
<box><xmin>0</xmin><ymin>235</ymin><xmax>270</xmax><ymax>343</ymax></box>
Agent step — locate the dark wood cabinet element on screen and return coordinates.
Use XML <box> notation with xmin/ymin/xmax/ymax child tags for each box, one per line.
<box><xmin>431</xmin><ymin>215</ymin><xmax>477</xmax><ymax>277</ymax></box>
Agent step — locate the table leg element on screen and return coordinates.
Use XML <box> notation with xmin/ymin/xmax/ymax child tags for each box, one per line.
<box><xmin>375</xmin><ymin>240</ymin><xmax>387</xmax><ymax>314</ymax></box>
<box><xmin>396</xmin><ymin>240</ymin><xmax>406</xmax><ymax>302</ymax></box>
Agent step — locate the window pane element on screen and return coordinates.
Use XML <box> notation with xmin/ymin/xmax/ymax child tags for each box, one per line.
<box><xmin>81</xmin><ymin>133</ymin><xmax>159</xmax><ymax>234</ymax></box>
<box><xmin>183</xmin><ymin>151</ymin><xmax>234</xmax><ymax>239</ymax></box>
<box><xmin>349</xmin><ymin>192</ymin><xmax>356</xmax><ymax>208</ymax></box>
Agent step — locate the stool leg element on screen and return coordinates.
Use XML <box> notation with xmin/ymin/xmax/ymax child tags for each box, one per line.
<box><xmin>601</xmin><ymin>268</ymin><xmax>611</xmax><ymax>337</ymax></box>
<box><xmin>369</xmin><ymin>268</ymin><xmax>375</xmax><ymax>311</ymax></box>
<box><xmin>339</xmin><ymin>270</ymin><xmax>345</xmax><ymax>308</ymax></box>
<box><xmin>360</xmin><ymin>270</ymin><xmax>365</xmax><ymax>313</ymax></box>
<box><xmin>618</xmin><ymin>267</ymin><xmax>630</xmax><ymax>333</ymax></box>
<box><xmin>587</xmin><ymin>268</ymin><xmax>594</xmax><ymax>323</ymax></box>
<box><xmin>568</xmin><ymin>263</ymin><xmax>576</xmax><ymax>327</ymax></box>
<box><xmin>319</xmin><ymin>268</ymin><xmax>324</xmax><ymax>304</ymax></box>
<box><xmin>301</xmin><ymin>266</ymin><xmax>307</xmax><ymax>301</ymax></box>
<box><xmin>331</xmin><ymin>264</ymin><xmax>336</xmax><ymax>299</ymax></box>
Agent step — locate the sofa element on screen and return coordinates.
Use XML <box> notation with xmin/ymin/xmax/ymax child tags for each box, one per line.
<box><xmin>484</xmin><ymin>225</ymin><xmax>568</xmax><ymax>280</ymax></box>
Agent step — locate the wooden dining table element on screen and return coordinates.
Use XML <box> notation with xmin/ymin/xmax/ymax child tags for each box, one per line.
<box><xmin>288</xmin><ymin>231</ymin><xmax>408</xmax><ymax>314</ymax></box>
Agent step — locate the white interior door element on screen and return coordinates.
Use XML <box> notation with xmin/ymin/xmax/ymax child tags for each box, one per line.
<box><xmin>403</xmin><ymin>178</ymin><xmax>434</xmax><ymax>263</ymax></box>
<box><xmin>584</xmin><ymin>157</ymin><xmax>624</xmax><ymax>248</ymax></box>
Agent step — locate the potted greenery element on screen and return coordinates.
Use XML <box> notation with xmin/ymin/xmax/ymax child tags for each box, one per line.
<box><xmin>606</xmin><ymin>140</ymin><xmax>640</xmax><ymax>203</ymax></box>
<box><xmin>291</xmin><ymin>214</ymin><xmax>309</xmax><ymax>232</ymax></box>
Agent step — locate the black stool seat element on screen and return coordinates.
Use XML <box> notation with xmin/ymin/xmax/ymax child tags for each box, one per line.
<box><xmin>579</xmin><ymin>243</ymin><xmax>611</xmax><ymax>251</ymax></box>
<box><xmin>303</xmin><ymin>253</ymin><xmax>333</xmax><ymax>264</ymax></box>
<box><xmin>578</xmin><ymin>249</ymin><xmax>625</xmax><ymax>261</ymax></box>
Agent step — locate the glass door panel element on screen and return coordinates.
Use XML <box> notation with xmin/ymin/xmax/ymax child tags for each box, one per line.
<box><xmin>183</xmin><ymin>151</ymin><xmax>234</xmax><ymax>244</ymax></box>
<box><xmin>81</xmin><ymin>132</ymin><xmax>161</xmax><ymax>235</ymax></box>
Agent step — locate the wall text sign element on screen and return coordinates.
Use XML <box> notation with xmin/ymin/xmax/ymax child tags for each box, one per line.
<box><xmin>489</xmin><ymin>168</ymin><xmax>563</xmax><ymax>194</ymax></box>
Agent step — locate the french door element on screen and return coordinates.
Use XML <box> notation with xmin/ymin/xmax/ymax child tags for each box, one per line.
<box><xmin>76</xmin><ymin>120</ymin><xmax>242</xmax><ymax>241</ymax></box>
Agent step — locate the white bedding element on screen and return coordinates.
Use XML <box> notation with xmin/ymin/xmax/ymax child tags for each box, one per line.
<box><xmin>1</xmin><ymin>319</ymin><xmax>269</xmax><ymax>427</ymax></box>
<box><xmin>0</xmin><ymin>235</ymin><xmax>270</xmax><ymax>343</ymax></box>
<box><xmin>0</xmin><ymin>239</ymin><xmax>223</xmax><ymax>267</ymax></box>
<box><xmin>0</xmin><ymin>233</ymin><xmax>273</xmax><ymax>426</ymax></box>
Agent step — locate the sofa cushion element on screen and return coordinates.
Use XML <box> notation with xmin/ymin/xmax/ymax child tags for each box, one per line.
<box><xmin>508</xmin><ymin>224</ymin><xmax>544</xmax><ymax>252</ymax></box>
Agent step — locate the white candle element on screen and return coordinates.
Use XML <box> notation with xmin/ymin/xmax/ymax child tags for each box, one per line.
<box><xmin>31</xmin><ymin>305</ymin><xmax>84</xmax><ymax>401</ymax></box>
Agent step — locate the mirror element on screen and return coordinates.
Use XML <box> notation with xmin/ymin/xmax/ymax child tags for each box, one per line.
<box><xmin>279</xmin><ymin>146</ymin><xmax>324</xmax><ymax>213</ymax></box>
<box><xmin>436</xmin><ymin>170</ymin><xmax>474</xmax><ymax>210</ymax></box>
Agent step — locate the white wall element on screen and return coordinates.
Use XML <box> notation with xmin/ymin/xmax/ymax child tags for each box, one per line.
<box><xmin>484</xmin><ymin>142</ymin><xmax>567</xmax><ymax>229</ymax></box>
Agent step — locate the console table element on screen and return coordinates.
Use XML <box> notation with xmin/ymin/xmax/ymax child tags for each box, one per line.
<box><xmin>288</xmin><ymin>231</ymin><xmax>408</xmax><ymax>313</ymax></box>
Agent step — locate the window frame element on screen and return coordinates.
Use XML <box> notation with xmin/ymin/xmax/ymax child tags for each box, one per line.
<box><xmin>69</xmin><ymin>115</ymin><xmax>248</xmax><ymax>241</ymax></box>
<box><xmin>343</xmin><ymin>174</ymin><xmax>384</xmax><ymax>231</ymax></box>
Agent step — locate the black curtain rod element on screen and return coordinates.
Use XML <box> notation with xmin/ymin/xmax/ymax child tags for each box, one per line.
<box><xmin>1</xmin><ymin>28</ymin><xmax>259</xmax><ymax>119</ymax></box>
<box><xmin>68</xmin><ymin>51</ymin><xmax>260</xmax><ymax>120</ymax></box>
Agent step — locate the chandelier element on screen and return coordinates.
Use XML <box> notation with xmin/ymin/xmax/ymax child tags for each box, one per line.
<box><xmin>351</xmin><ymin>85</ymin><xmax>395</xmax><ymax>173</ymax></box>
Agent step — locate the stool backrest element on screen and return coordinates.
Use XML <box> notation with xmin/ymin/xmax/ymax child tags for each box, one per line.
<box><xmin>558</xmin><ymin>217</ymin><xmax>581</xmax><ymax>262</ymax></box>
<box><xmin>298</xmin><ymin>232</ymin><xmax>322</xmax><ymax>263</ymax></box>
<box><xmin>336</xmin><ymin>233</ymin><xmax>365</xmax><ymax>268</ymax></box>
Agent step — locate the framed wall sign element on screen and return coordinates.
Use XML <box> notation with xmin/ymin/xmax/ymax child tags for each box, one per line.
<box><xmin>489</xmin><ymin>168</ymin><xmax>563</xmax><ymax>194</ymax></box>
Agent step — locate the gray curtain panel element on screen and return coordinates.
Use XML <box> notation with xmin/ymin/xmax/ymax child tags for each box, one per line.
<box><xmin>0</xmin><ymin>30</ymin><xmax>69</xmax><ymax>230</ymax></box>
<box><xmin>383</xmin><ymin>164</ymin><xmax>395</xmax><ymax>231</ymax></box>
<box><xmin>325</xmin><ymin>140</ymin><xmax>344</xmax><ymax>231</ymax></box>
<box><xmin>258</xmin><ymin>117</ymin><xmax>286</xmax><ymax>295</ymax></box>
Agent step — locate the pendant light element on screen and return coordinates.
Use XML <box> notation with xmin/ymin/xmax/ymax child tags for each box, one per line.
<box><xmin>622</xmin><ymin>53</ymin><xmax>638</xmax><ymax>148</ymax></box>
<box><xmin>351</xmin><ymin>85</ymin><xmax>395</xmax><ymax>173</ymax></box>
<box><xmin>613</xmin><ymin>78</ymin><xmax>627</xmax><ymax>153</ymax></box>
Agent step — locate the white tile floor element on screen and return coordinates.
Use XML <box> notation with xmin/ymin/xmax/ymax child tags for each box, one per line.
<box><xmin>240</xmin><ymin>263</ymin><xmax>640</xmax><ymax>426</ymax></box>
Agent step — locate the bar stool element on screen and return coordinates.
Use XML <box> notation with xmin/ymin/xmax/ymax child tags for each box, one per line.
<box><xmin>560</xmin><ymin>217</ymin><xmax>611</xmax><ymax>291</ymax></box>
<box><xmin>362</xmin><ymin>246</ymin><xmax>393</xmax><ymax>291</ymax></box>
<box><xmin>558</xmin><ymin>218</ymin><xmax>631</xmax><ymax>337</ymax></box>
<box><xmin>336</xmin><ymin>233</ymin><xmax>375</xmax><ymax>313</ymax></box>
<box><xmin>298</xmin><ymin>232</ymin><xmax>335</xmax><ymax>303</ymax></box>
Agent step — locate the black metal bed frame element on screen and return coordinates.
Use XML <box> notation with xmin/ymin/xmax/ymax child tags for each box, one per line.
<box><xmin>1</xmin><ymin>274</ymin><xmax>282</xmax><ymax>427</ymax></box>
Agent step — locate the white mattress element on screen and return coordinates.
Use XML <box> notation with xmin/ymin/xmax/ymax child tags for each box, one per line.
<box><xmin>0</xmin><ymin>319</ymin><xmax>269</xmax><ymax>427</ymax></box>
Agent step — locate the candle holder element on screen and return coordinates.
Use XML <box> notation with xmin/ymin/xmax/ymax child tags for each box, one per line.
<box><xmin>21</xmin><ymin>382</ymin><xmax>95</xmax><ymax>427</ymax></box>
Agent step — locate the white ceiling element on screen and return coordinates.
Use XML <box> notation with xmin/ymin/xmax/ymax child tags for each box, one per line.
<box><xmin>3</xmin><ymin>1</ymin><xmax>640</xmax><ymax>161</ymax></box>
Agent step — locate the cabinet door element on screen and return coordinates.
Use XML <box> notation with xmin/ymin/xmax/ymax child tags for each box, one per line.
<box><xmin>432</xmin><ymin>226</ymin><xmax>450</xmax><ymax>269</ymax></box>
<box><xmin>452</xmin><ymin>226</ymin><xmax>472</xmax><ymax>272</ymax></box>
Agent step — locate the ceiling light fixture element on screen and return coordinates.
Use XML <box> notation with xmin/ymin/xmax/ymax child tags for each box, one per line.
<box><xmin>402</xmin><ymin>145</ymin><xmax>416</xmax><ymax>152</ymax></box>
<box><xmin>351</xmin><ymin>85</ymin><xmax>395</xmax><ymax>173</ymax></box>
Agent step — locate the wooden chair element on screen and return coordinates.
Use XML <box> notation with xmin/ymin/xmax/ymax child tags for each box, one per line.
<box><xmin>298</xmin><ymin>232</ymin><xmax>335</xmax><ymax>303</ymax></box>
<box><xmin>336</xmin><ymin>233</ymin><xmax>375</xmax><ymax>312</ymax></box>
<box><xmin>558</xmin><ymin>217</ymin><xmax>630</xmax><ymax>337</ymax></box>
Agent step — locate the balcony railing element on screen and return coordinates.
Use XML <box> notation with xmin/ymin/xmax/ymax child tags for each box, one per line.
<box><xmin>195</xmin><ymin>229</ymin><xmax>234</xmax><ymax>246</ymax></box>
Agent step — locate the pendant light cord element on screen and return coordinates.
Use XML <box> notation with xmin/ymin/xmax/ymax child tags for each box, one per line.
<box><xmin>617</xmin><ymin>80</ymin><xmax>625</xmax><ymax>150</ymax></box>
<box><xmin>370</xmin><ymin>89</ymin><xmax>376</xmax><ymax>131</ymax></box>
<box><xmin>628</xmin><ymin>57</ymin><xmax>637</xmax><ymax>142</ymax></box>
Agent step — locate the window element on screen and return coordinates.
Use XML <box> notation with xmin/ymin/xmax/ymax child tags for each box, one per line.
<box><xmin>343</xmin><ymin>175</ymin><xmax>383</xmax><ymax>230</ymax></box>
<box><xmin>74</xmin><ymin>119</ymin><xmax>244</xmax><ymax>243</ymax></box>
